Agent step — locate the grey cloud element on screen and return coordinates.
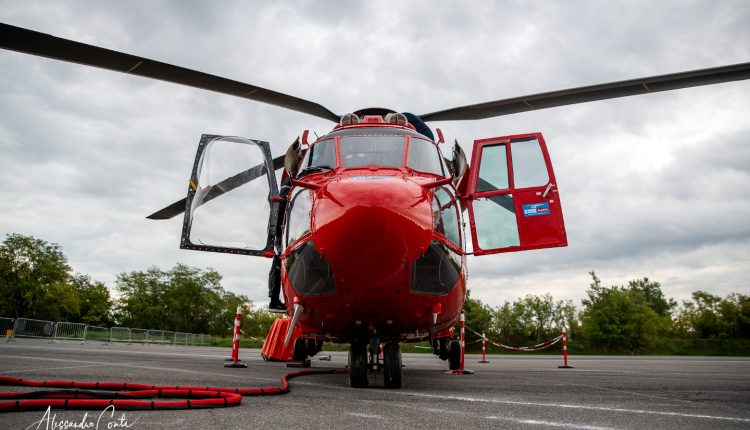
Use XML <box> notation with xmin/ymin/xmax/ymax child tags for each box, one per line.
<box><xmin>1</xmin><ymin>0</ymin><xmax>749</xmax><ymax>307</ymax></box>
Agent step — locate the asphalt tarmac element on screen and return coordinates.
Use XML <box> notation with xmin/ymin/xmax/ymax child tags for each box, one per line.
<box><xmin>1</xmin><ymin>339</ymin><xmax>749</xmax><ymax>430</ymax></box>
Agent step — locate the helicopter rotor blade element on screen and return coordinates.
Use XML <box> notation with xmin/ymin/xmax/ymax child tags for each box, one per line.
<box><xmin>146</xmin><ymin>153</ymin><xmax>287</xmax><ymax>220</ymax></box>
<box><xmin>0</xmin><ymin>23</ymin><xmax>340</xmax><ymax>122</ymax></box>
<box><xmin>419</xmin><ymin>62</ymin><xmax>750</xmax><ymax>122</ymax></box>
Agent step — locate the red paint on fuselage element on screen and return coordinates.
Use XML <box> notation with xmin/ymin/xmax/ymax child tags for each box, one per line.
<box><xmin>280</xmin><ymin>123</ymin><xmax>467</xmax><ymax>344</ymax></box>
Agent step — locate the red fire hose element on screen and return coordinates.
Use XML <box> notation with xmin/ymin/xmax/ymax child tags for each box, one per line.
<box><xmin>0</xmin><ymin>369</ymin><xmax>345</xmax><ymax>412</ymax></box>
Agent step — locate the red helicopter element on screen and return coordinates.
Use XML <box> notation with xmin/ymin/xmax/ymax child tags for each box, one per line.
<box><xmin>2</xmin><ymin>23</ymin><xmax>749</xmax><ymax>389</ymax></box>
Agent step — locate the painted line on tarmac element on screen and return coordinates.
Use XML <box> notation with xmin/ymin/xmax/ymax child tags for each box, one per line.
<box><xmin>347</xmin><ymin>412</ymin><xmax>385</xmax><ymax>419</ymax></box>
<box><xmin>485</xmin><ymin>416</ymin><xmax>618</xmax><ymax>430</ymax></box>
<box><xmin>4</xmin><ymin>343</ymin><xmax>241</xmax><ymax>360</ymax></box>
<box><xmin>303</xmin><ymin>381</ymin><xmax>750</xmax><ymax>426</ymax></box>
<box><xmin>397</xmin><ymin>391</ymin><xmax>750</xmax><ymax>423</ymax></box>
<box><xmin>0</xmin><ymin>364</ymin><xmax>108</xmax><ymax>374</ymax></box>
<box><xmin>0</xmin><ymin>354</ymin><xmax>280</xmax><ymax>383</ymax></box>
<box><xmin>375</xmin><ymin>395</ymin><xmax>621</xmax><ymax>429</ymax></box>
<box><xmin>514</xmin><ymin>373</ymin><xmax>700</xmax><ymax>406</ymax></box>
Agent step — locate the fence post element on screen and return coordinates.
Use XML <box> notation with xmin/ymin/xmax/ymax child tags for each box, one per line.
<box><xmin>448</xmin><ymin>311</ymin><xmax>474</xmax><ymax>375</ymax></box>
<box><xmin>50</xmin><ymin>323</ymin><xmax>58</xmax><ymax>344</ymax></box>
<box><xmin>479</xmin><ymin>332</ymin><xmax>489</xmax><ymax>363</ymax></box>
<box><xmin>224</xmin><ymin>305</ymin><xmax>247</xmax><ymax>368</ymax></box>
<box><xmin>558</xmin><ymin>322</ymin><xmax>574</xmax><ymax>369</ymax></box>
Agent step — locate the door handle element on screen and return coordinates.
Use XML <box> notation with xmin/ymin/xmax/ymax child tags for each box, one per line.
<box><xmin>542</xmin><ymin>183</ymin><xmax>554</xmax><ymax>198</ymax></box>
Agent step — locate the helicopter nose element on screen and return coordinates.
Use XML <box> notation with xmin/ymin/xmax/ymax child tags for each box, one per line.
<box><xmin>311</xmin><ymin>176</ymin><xmax>433</xmax><ymax>284</ymax></box>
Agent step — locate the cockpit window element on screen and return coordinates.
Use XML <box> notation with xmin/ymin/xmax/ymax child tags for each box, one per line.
<box><xmin>408</xmin><ymin>137</ymin><xmax>445</xmax><ymax>176</ymax></box>
<box><xmin>286</xmin><ymin>189</ymin><xmax>312</xmax><ymax>247</ymax></box>
<box><xmin>300</xmin><ymin>139</ymin><xmax>336</xmax><ymax>171</ymax></box>
<box><xmin>340</xmin><ymin>136</ymin><xmax>405</xmax><ymax>168</ymax></box>
<box><xmin>433</xmin><ymin>186</ymin><xmax>461</xmax><ymax>246</ymax></box>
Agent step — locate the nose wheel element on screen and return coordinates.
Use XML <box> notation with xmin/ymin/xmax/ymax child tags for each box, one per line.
<box><xmin>348</xmin><ymin>342</ymin><xmax>369</xmax><ymax>388</ymax></box>
<box><xmin>348</xmin><ymin>340</ymin><xmax>403</xmax><ymax>389</ymax></box>
<box><xmin>382</xmin><ymin>342</ymin><xmax>402</xmax><ymax>389</ymax></box>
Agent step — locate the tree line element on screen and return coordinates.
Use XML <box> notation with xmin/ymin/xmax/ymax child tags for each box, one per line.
<box><xmin>1</xmin><ymin>233</ymin><xmax>748</xmax><ymax>352</ymax></box>
<box><xmin>463</xmin><ymin>272</ymin><xmax>749</xmax><ymax>354</ymax></box>
<box><xmin>0</xmin><ymin>233</ymin><xmax>276</xmax><ymax>337</ymax></box>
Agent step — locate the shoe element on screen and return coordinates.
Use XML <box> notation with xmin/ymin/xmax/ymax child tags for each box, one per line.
<box><xmin>268</xmin><ymin>302</ymin><xmax>287</xmax><ymax>313</ymax></box>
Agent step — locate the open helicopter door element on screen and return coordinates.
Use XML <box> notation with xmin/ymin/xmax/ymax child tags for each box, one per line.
<box><xmin>465</xmin><ymin>132</ymin><xmax>567</xmax><ymax>256</ymax></box>
<box><xmin>180</xmin><ymin>135</ymin><xmax>280</xmax><ymax>256</ymax></box>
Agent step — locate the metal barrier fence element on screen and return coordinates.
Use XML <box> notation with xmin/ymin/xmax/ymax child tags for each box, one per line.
<box><xmin>146</xmin><ymin>329</ymin><xmax>162</xmax><ymax>344</ymax></box>
<box><xmin>84</xmin><ymin>325</ymin><xmax>109</xmax><ymax>344</ymax></box>
<box><xmin>129</xmin><ymin>328</ymin><xmax>147</xmax><ymax>344</ymax></box>
<box><xmin>109</xmin><ymin>327</ymin><xmax>131</xmax><ymax>343</ymax></box>
<box><xmin>162</xmin><ymin>331</ymin><xmax>175</xmax><ymax>345</ymax></box>
<box><xmin>1</xmin><ymin>316</ymin><xmax>211</xmax><ymax>347</ymax></box>
<box><xmin>195</xmin><ymin>334</ymin><xmax>210</xmax><ymax>346</ymax></box>
<box><xmin>174</xmin><ymin>332</ymin><xmax>189</xmax><ymax>346</ymax></box>
<box><xmin>13</xmin><ymin>318</ymin><xmax>55</xmax><ymax>340</ymax></box>
<box><xmin>51</xmin><ymin>322</ymin><xmax>86</xmax><ymax>344</ymax></box>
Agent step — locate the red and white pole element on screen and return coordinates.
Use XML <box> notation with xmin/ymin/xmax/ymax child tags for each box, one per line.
<box><xmin>558</xmin><ymin>322</ymin><xmax>574</xmax><ymax>369</ymax></box>
<box><xmin>224</xmin><ymin>305</ymin><xmax>247</xmax><ymax>368</ymax></box>
<box><xmin>448</xmin><ymin>312</ymin><xmax>474</xmax><ymax>375</ymax></box>
<box><xmin>479</xmin><ymin>332</ymin><xmax>489</xmax><ymax>363</ymax></box>
<box><xmin>459</xmin><ymin>312</ymin><xmax>465</xmax><ymax>371</ymax></box>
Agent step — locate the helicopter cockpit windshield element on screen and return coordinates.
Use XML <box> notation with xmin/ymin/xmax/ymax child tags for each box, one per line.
<box><xmin>340</xmin><ymin>135</ymin><xmax>405</xmax><ymax>168</ymax></box>
<box><xmin>297</xmin><ymin>132</ymin><xmax>448</xmax><ymax>176</ymax></box>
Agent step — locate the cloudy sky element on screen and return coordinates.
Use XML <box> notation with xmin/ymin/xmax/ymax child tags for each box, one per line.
<box><xmin>1</xmin><ymin>1</ymin><xmax>748</xmax><ymax>310</ymax></box>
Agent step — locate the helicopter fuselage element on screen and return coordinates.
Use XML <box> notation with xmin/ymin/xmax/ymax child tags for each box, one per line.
<box><xmin>279</xmin><ymin>118</ymin><xmax>466</xmax><ymax>344</ymax></box>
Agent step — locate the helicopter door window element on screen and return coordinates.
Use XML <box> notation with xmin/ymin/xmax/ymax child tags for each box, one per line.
<box><xmin>408</xmin><ymin>137</ymin><xmax>445</xmax><ymax>176</ymax></box>
<box><xmin>286</xmin><ymin>189</ymin><xmax>312</xmax><ymax>247</ymax></box>
<box><xmin>476</xmin><ymin>144</ymin><xmax>509</xmax><ymax>192</ymax></box>
<box><xmin>466</xmin><ymin>132</ymin><xmax>567</xmax><ymax>256</ymax></box>
<box><xmin>181</xmin><ymin>135</ymin><xmax>279</xmax><ymax>256</ymax></box>
<box><xmin>472</xmin><ymin>195</ymin><xmax>520</xmax><ymax>249</ymax></box>
<box><xmin>511</xmin><ymin>137</ymin><xmax>549</xmax><ymax>188</ymax></box>
<box><xmin>339</xmin><ymin>136</ymin><xmax>405</xmax><ymax>168</ymax></box>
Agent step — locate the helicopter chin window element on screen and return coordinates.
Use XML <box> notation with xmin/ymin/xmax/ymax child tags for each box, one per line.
<box><xmin>411</xmin><ymin>240</ymin><xmax>461</xmax><ymax>295</ymax></box>
<box><xmin>286</xmin><ymin>240</ymin><xmax>336</xmax><ymax>296</ymax></box>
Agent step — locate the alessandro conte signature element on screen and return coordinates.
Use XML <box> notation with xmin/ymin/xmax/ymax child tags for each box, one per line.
<box><xmin>25</xmin><ymin>405</ymin><xmax>140</xmax><ymax>430</ymax></box>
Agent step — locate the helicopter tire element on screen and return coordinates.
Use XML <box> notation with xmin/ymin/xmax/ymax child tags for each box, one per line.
<box><xmin>383</xmin><ymin>342</ymin><xmax>402</xmax><ymax>389</ymax></box>
<box><xmin>293</xmin><ymin>338</ymin><xmax>307</xmax><ymax>362</ymax></box>
<box><xmin>348</xmin><ymin>342</ymin><xmax>369</xmax><ymax>388</ymax></box>
<box><xmin>438</xmin><ymin>337</ymin><xmax>450</xmax><ymax>361</ymax></box>
<box><xmin>305</xmin><ymin>338</ymin><xmax>321</xmax><ymax>357</ymax></box>
<box><xmin>448</xmin><ymin>339</ymin><xmax>461</xmax><ymax>370</ymax></box>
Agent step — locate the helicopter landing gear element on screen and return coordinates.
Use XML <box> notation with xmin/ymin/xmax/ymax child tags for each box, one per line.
<box><xmin>432</xmin><ymin>337</ymin><xmax>449</xmax><ymax>360</ymax></box>
<box><xmin>293</xmin><ymin>338</ymin><xmax>307</xmax><ymax>362</ymax></box>
<box><xmin>348</xmin><ymin>342</ymin><xmax>368</xmax><ymax>388</ymax></box>
<box><xmin>289</xmin><ymin>338</ymin><xmax>311</xmax><ymax>367</ymax></box>
<box><xmin>305</xmin><ymin>338</ymin><xmax>322</xmax><ymax>358</ymax></box>
<box><xmin>383</xmin><ymin>342</ymin><xmax>402</xmax><ymax>389</ymax></box>
<box><xmin>448</xmin><ymin>339</ymin><xmax>461</xmax><ymax>370</ymax></box>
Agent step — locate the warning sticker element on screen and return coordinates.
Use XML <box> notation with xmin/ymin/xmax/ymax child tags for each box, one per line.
<box><xmin>522</xmin><ymin>202</ymin><xmax>551</xmax><ymax>217</ymax></box>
